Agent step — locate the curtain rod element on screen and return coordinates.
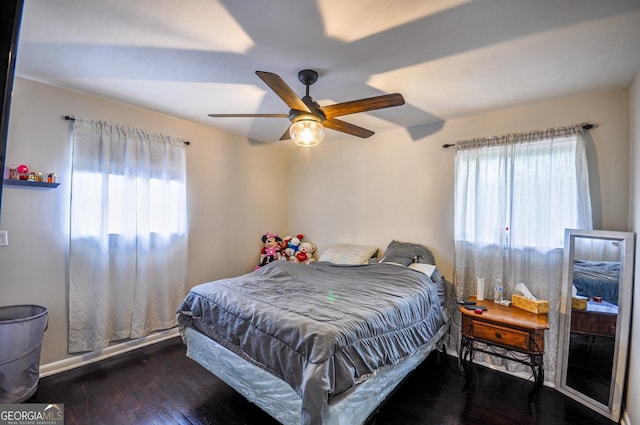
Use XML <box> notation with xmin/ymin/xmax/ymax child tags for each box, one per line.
<box><xmin>442</xmin><ymin>122</ymin><xmax>596</xmax><ymax>149</ymax></box>
<box><xmin>63</xmin><ymin>115</ymin><xmax>191</xmax><ymax>145</ymax></box>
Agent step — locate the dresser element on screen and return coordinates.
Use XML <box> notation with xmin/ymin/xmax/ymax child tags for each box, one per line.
<box><xmin>459</xmin><ymin>298</ymin><xmax>549</xmax><ymax>416</ymax></box>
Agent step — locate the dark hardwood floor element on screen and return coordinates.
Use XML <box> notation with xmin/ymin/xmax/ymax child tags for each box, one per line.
<box><xmin>28</xmin><ymin>337</ymin><xmax>616</xmax><ymax>425</ymax></box>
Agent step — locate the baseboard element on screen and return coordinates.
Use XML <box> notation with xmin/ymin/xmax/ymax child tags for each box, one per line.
<box><xmin>39</xmin><ymin>328</ymin><xmax>180</xmax><ymax>378</ymax></box>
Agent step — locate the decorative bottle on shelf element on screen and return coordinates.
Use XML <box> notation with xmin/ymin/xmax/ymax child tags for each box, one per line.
<box><xmin>493</xmin><ymin>279</ymin><xmax>504</xmax><ymax>303</ymax></box>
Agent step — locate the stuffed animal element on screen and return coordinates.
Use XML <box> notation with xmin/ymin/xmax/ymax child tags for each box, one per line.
<box><xmin>282</xmin><ymin>235</ymin><xmax>292</xmax><ymax>251</ymax></box>
<box><xmin>296</xmin><ymin>241</ymin><xmax>317</xmax><ymax>264</ymax></box>
<box><xmin>257</xmin><ymin>232</ymin><xmax>283</xmax><ymax>268</ymax></box>
<box><xmin>283</xmin><ymin>234</ymin><xmax>304</xmax><ymax>260</ymax></box>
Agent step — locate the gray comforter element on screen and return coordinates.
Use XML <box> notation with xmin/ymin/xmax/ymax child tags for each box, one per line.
<box><xmin>573</xmin><ymin>259</ymin><xmax>620</xmax><ymax>305</ymax></box>
<box><xmin>177</xmin><ymin>261</ymin><xmax>446</xmax><ymax>425</ymax></box>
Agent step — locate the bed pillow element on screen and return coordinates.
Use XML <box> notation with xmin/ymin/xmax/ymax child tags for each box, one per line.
<box><xmin>380</xmin><ymin>240</ymin><xmax>436</xmax><ymax>266</ymax></box>
<box><xmin>409</xmin><ymin>263</ymin><xmax>446</xmax><ymax>305</ymax></box>
<box><xmin>409</xmin><ymin>262</ymin><xmax>443</xmax><ymax>281</ymax></box>
<box><xmin>408</xmin><ymin>263</ymin><xmax>437</xmax><ymax>278</ymax></box>
<box><xmin>318</xmin><ymin>243</ymin><xmax>379</xmax><ymax>265</ymax></box>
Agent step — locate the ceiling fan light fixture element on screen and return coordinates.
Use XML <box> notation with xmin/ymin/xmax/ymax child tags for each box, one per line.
<box><xmin>209</xmin><ymin>70</ymin><xmax>405</xmax><ymax>143</ymax></box>
<box><xmin>290</xmin><ymin>119</ymin><xmax>325</xmax><ymax>147</ymax></box>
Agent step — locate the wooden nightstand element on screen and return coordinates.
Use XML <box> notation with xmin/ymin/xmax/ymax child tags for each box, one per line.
<box><xmin>459</xmin><ymin>298</ymin><xmax>549</xmax><ymax>416</ymax></box>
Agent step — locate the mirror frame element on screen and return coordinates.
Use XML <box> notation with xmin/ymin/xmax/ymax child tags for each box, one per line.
<box><xmin>556</xmin><ymin>229</ymin><xmax>634</xmax><ymax>422</ymax></box>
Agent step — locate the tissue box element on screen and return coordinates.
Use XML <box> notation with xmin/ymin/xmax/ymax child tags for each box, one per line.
<box><xmin>571</xmin><ymin>296</ymin><xmax>588</xmax><ymax>310</ymax></box>
<box><xmin>511</xmin><ymin>294</ymin><xmax>550</xmax><ymax>314</ymax></box>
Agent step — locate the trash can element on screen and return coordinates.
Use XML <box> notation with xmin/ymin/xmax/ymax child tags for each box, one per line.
<box><xmin>0</xmin><ymin>305</ymin><xmax>48</xmax><ymax>403</ymax></box>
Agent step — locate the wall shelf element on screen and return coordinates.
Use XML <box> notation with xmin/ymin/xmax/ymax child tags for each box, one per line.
<box><xmin>3</xmin><ymin>179</ymin><xmax>60</xmax><ymax>188</ymax></box>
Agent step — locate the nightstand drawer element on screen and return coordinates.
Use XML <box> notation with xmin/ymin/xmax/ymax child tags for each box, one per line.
<box><xmin>470</xmin><ymin>321</ymin><xmax>530</xmax><ymax>351</ymax></box>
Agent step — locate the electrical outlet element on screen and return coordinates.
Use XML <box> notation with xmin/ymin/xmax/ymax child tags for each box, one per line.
<box><xmin>0</xmin><ymin>230</ymin><xmax>7</xmax><ymax>246</ymax></box>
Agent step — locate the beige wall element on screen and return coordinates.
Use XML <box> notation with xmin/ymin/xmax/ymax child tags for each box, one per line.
<box><xmin>289</xmin><ymin>89</ymin><xmax>631</xmax><ymax>282</ymax></box>
<box><xmin>0</xmin><ymin>78</ymin><xmax>292</xmax><ymax>365</ymax></box>
<box><xmin>627</xmin><ymin>70</ymin><xmax>640</xmax><ymax>425</ymax></box>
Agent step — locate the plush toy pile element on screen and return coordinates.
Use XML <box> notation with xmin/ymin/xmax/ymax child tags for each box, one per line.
<box><xmin>256</xmin><ymin>232</ymin><xmax>316</xmax><ymax>269</ymax></box>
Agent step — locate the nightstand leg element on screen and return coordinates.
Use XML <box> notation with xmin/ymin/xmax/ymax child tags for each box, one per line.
<box><xmin>528</xmin><ymin>361</ymin><xmax>544</xmax><ymax>417</ymax></box>
<box><xmin>460</xmin><ymin>336</ymin><xmax>478</xmax><ymax>394</ymax></box>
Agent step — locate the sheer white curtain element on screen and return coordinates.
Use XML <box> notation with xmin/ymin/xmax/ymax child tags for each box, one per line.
<box><xmin>69</xmin><ymin>118</ymin><xmax>188</xmax><ymax>353</ymax></box>
<box><xmin>452</xmin><ymin>124</ymin><xmax>592</xmax><ymax>383</ymax></box>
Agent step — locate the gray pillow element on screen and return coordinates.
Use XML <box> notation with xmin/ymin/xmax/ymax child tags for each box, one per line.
<box><xmin>381</xmin><ymin>240</ymin><xmax>436</xmax><ymax>266</ymax></box>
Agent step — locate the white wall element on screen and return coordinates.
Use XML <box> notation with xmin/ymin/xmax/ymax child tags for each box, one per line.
<box><xmin>626</xmin><ymin>69</ymin><xmax>640</xmax><ymax>425</ymax></box>
<box><xmin>289</xmin><ymin>89</ymin><xmax>631</xmax><ymax>282</ymax></box>
<box><xmin>0</xmin><ymin>78</ymin><xmax>292</xmax><ymax>365</ymax></box>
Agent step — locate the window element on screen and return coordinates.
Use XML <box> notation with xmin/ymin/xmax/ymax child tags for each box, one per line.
<box><xmin>454</xmin><ymin>134</ymin><xmax>591</xmax><ymax>252</ymax></box>
<box><xmin>68</xmin><ymin>118</ymin><xmax>188</xmax><ymax>353</ymax></box>
<box><xmin>72</xmin><ymin>172</ymin><xmax>186</xmax><ymax>238</ymax></box>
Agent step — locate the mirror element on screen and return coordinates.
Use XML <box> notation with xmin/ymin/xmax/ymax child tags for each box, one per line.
<box><xmin>556</xmin><ymin>229</ymin><xmax>634</xmax><ymax>422</ymax></box>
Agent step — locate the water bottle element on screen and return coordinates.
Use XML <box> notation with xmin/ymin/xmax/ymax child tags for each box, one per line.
<box><xmin>494</xmin><ymin>279</ymin><xmax>504</xmax><ymax>303</ymax></box>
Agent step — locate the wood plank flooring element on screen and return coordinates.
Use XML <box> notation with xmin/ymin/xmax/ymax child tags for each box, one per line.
<box><xmin>28</xmin><ymin>337</ymin><xmax>616</xmax><ymax>425</ymax></box>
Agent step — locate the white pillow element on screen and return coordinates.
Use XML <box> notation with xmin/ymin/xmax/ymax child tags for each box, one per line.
<box><xmin>409</xmin><ymin>263</ymin><xmax>437</xmax><ymax>279</ymax></box>
<box><xmin>319</xmin><ymin>243</ymin><xmax>379</xmax><ymax>265</ymax></box>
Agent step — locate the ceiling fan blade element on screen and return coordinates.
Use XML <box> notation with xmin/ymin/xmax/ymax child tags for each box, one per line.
<box><xmin>279</xmin><ymin>125</ymin><xmax>292</xmax><ymax>141</ymax></box>
<box><xmin>321</xmin><ymin>93</ymin><xmax>405</xmax><ymax>118</ymax></box>
<box><xmin>256</xmin><ymin>71</ymin><xmax>311</xmax><ymax>113</ymax></box>
<box><xmin>208</xmin><ymin>113</ymin><xmax>289</xmax><ymax>118</ymax></box>
<box><xmin>323</xmin><ymin>118</ymin><xmax>375</xmax><ymax>138</ymax></box>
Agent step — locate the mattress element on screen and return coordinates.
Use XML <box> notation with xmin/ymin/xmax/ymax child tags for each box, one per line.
<box><xmin>177</xmin><ymin>261</ymin><xmax>447</xmax><ymax>425</ymax></box>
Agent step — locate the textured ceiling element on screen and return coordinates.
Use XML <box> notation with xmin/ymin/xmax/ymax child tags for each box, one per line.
<box><xmin>15</xmin><ymin>0</ymin><xmax>640</xmax><ymax>144</ymax></box>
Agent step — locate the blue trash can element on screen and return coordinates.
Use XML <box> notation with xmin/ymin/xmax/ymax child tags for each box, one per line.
<box><xmin>0</xmin><ymin>305</ymin><xmax>48</xmax><ymax>403</ymax></box>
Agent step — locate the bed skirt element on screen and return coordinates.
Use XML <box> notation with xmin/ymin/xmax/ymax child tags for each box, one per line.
<box><xmin>183</xmin><ymin>321</ymin><xmax>449</xmax><ymax>425</ymax></box>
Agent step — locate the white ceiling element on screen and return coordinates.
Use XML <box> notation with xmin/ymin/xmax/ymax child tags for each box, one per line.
<box><xmin>15</xmin><ymin>0</ymin><xmax>640</xmax><ymax>144</ymax></box>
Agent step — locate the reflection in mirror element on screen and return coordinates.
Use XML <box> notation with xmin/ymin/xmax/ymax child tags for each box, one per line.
<box><xmin>556</xmin><ymin>229</ymin><xmax>634</xmax><ymax>422</ymax></box>
<box><xmin>568</xmin><ymin>237</ymin><xmax>620</xmax><ymax>404</ymax></box>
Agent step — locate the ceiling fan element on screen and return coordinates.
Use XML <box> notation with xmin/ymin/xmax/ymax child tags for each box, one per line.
<box><xmin>208</xmin><ymin>70</ymin><xmax>405</xmax><ymax>146</ymax></box>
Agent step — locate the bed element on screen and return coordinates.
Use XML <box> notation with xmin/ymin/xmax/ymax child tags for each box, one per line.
<box><xmin>177</xmin><ymin>241</ymin><xmax>449</xmax><ymax>425</ymax></box>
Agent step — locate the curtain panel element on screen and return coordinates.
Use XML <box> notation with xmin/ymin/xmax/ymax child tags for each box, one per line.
<box><xmin>451</xmin><ymin>124</ymin><xmax>592</xmax><ymax>384</ymax></box>
<box><xmin>68</xmin><ymin>118</ymin><xmax>188</xmax><ymax>353</ymax></box>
